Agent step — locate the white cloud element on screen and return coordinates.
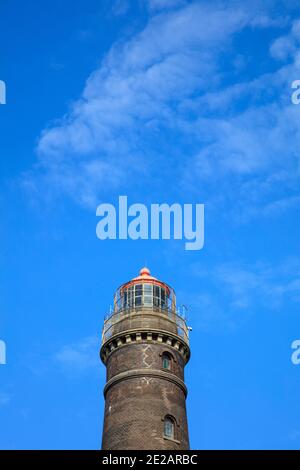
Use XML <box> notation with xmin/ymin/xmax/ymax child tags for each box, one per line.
<box><xmin>24</xmin><ymin>1</ymin><xmax>300</xmax><ymax>223</ymax></box>
<box><xmin>26</xmin><ymin>1</ymin><xmax>277</xmax><ymax>208</ymax></box>
<box><xmin>54</xmin><ymin>335</ymin><xmax>100</xmax><ymax>371</ymax></box>
<box><xmin>270</xmin><ymin>19</ymin><xmax>300</xmax><ymax>60</ymax></box>
<box><xmin>181</xmin><ymin>38</ymin><xmax>300</xmax><ymax>221</ymax></box>
<box><xmin>188</xmin><ymin>259</ymin><xmax>300</xmax><ymax>330</ymax></box>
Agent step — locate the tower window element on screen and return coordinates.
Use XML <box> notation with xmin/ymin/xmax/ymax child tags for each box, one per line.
<box><xmin>164</xmin><ymin>416</ymin><xmax>175</xmax><ymax>439</ymax></box>
<box><xmin>162</xmin><ymin>352</ymin><xmax>172</xmax><ymax>370</ymax></box>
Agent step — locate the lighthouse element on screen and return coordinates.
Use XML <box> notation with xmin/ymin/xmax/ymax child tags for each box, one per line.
<box><xmin>100</xmin><ymin>267</ymin><xmax>190</xmax><ymax>450</ymax></box>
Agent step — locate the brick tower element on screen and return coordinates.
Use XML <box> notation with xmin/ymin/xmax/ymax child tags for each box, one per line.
<box><xmin>100</xmin><ymin>267</ymin><xmax>190</xmax><ymax>450</ymax></box>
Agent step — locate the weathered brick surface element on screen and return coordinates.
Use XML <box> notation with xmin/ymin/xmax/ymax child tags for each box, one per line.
<box><xmin>106</xmin><ymin>343</ymin><xmax>185</xmax><ymax>382</ymax></box>
<box><xmin>102</xmin><ymin>375</ymin><xmax>189</xmax><ymax>450</ymax></box>
<box><xmin>101</xmin><ymin>339</ymin><xmax>189</xmax><ymax>450</ymax></box>
<box><xmin>101</xmin><ymin>295</ymin><xmax>190</xmax><ymax>450</ymax></box>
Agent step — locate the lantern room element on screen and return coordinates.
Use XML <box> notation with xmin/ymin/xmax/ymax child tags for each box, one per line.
<box><xmin>113</xmin><ymin>267</ymin><xmax>176</xmax><ymax>313</ymax></box>
<box><xmin>102</xmin><ymin>267</ymin><xmax>189</xmax><ymax>347</ymax></box>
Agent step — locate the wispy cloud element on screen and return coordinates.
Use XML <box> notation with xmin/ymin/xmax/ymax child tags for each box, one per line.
<box><xmin>54</xmin><ymin>335</ymin><xmax>100</xmax><ymax>372</ymax></box>
<box><xmin>180</xmin><ymin>13</ymin><xmax>300</xmax><ymax>221</ymax></box>
<box><xmin>24</xmin><ymin>0</ymin><xmax>285</xmax><ymax>210</ymax></box>
<box><xmin>187</xmin><ymin>258</ymin><xmax>300</xmax><ymax>330</ymax></box>
<box><xmin>270</xmin><ymin>19</ymin><xmax>300</xmax><ymax>61</ymax></box>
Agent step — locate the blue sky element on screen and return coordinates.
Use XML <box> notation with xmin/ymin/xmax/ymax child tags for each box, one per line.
<box><xmin>1</xmin><ymin>0</ymin><xmax>300</xmax><ymax>450</ymax></box>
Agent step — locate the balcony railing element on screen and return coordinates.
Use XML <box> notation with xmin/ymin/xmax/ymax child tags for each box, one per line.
<box><xmin>102</xmin><ymin>305</ymin><xmax>189</xmax><ymax>345</ymax></box>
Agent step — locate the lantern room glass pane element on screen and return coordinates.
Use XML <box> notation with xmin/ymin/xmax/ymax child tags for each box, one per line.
<box><xmin>161</xmin><ymin>288</ymin><xmax>166</xmax><ymax>308</ymax></box>
<box><xmin>123</xmin><ymin>291</ymin><xmax>128</xmax><ymax>308</ymax></box>
<box><xmin>135</xmin><ymin>284</ymin><xmax>143</xmax><ymax>296</ymax></box>
<box><xmin>128</xmin><ymin>288</ymin><xmax>134</xmax><ymax>307</ymax></box>
<box><xmin>144</xmin><ymin>296</ymin><xmax>153</xmax><ymax>305</ymax></box>
<box><xmin>120</xmin><ymin>283</ymin><xmax>170</xmax><ymax>310</ymax></box>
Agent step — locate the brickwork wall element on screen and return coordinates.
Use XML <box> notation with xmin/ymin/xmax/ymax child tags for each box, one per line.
<box><xmin>101</xmin><ymin>300</ymin><xmax>190</xmax><ymax>450</ymax></box>
<box><xmin>106</xmin><ymin>343</ymin><xmax>185</xmax><ymax>382</ymax></box>
<box><xmin>102</xmin><ymin>374</ymin><xmax>189</xmax><ymax>450</ymax></box>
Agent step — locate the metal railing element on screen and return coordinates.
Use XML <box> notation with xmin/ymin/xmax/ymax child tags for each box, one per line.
<box><xmin>102</xmin><ymin>305</ymin><xmax>189</xmax><ymax>345</ymax></box>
